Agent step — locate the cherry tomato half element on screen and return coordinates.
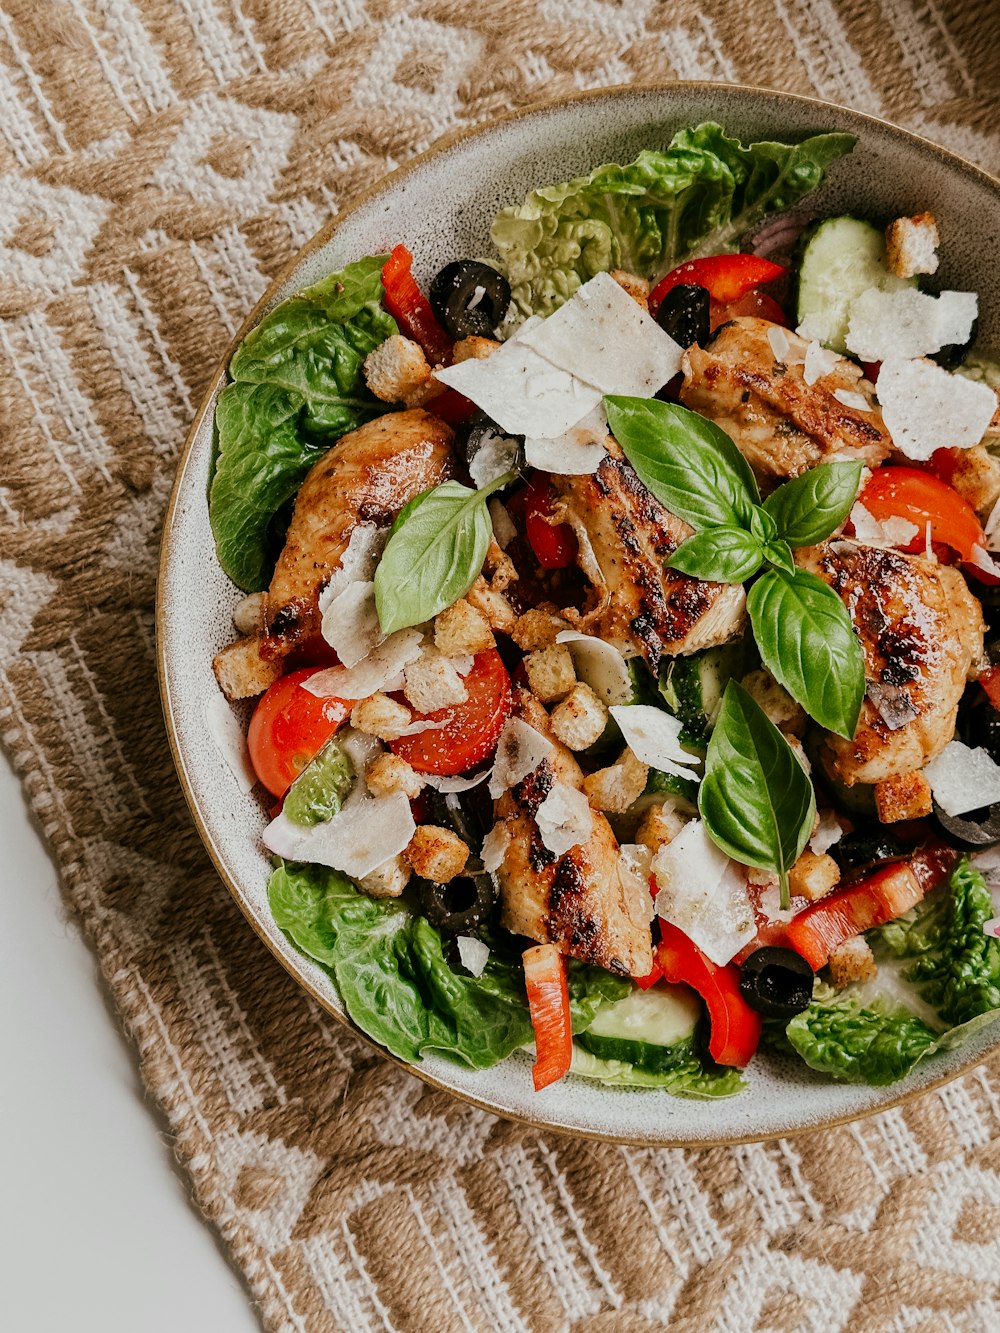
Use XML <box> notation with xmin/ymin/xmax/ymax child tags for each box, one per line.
<box><xmin>649</xmin><ymin>255</ymin><xmax>785</xmax><ymax>316</ymax></box>
<box><xmin>390</xmin><ymin>648</ymin><xmax>512</xmax><ymax>776</ymax></box>
<box><xmin>854</xmin><ymin>466</ymin><xmax>993</xmax><ymax>579</ymax></box>
<box><xmin>711</xmin><ymin>289</ymin><xmax>788</xmax><ymax>331</ymax></box>
<box><xmin>524</xmin><ymin>473</ymin><xmax>578</xmax><ymax>570</ymax></box>
<box><xmin>247</xmin><ymin>668</ymin><xmax>351</xmax><ymax>798</ymax></box>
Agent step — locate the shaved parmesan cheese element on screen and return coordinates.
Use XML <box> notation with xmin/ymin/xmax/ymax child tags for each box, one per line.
<box><xmin>555</xmin><ymin>630</ymin><xmax>632</xmax><ymax>705</ymax></box>
<box><xmin>925</xmin><ymin>740</ymin><xmax>1000</xmax><ymax>816</ymax></box>
<box><xmin>480</xmin><ymin>821</ymin><xmax>510</xmax><ymax>873</ymax></box>
<box><xmin>609</xmin><ymin>705</ymin><xmax>700</xmax><ymax>779</ymax></box>
<box><xmin>518</xmin><ymin>271</ymin><xmax>683</xmax><ymax>397</ymax></box>
<box><xmin>395</xmin><ymin>717</ymin><xmax>448</xmax><ymax>738</ymax></box>
<box><xmin>984</xmin><ymin>918</ymin><xmax>1000</xmax><ymax>940</ymax></box>
<box><xmin>809</xmin><ymin>809</ymin><xmax>843</xmax><ymax>856</ymax></box>
<box><xmin>447</xmin><ymin>653</ymin><xmax>475</xmax><ymax>677</ymax></box>
<box><xmin>969</xmin><ymin>545</ymin><xmax>1000</xmax><ymax>579</ymax></box>
<box><xmin>320</xmin><ymin>579</ymin><xmax>382</xmax><ymax>668</ymax></box>
<box><xmin>802</xmin><ymin>339</ymin><xmax>840</xmax><ymax>386</ymax></box>
<box><xmin>555</xmin><ymin>507</ymin><xmax>605</xmax><ymax>589</ymax></box>
<box><xmin>849</xmin><ymin>501</ymin><xmax>920</xmax><ymax>549</ymax></box>
<box><xmin>468</xmin><ymin>428</ymin><xmax>521</xmax><ymax>489</ymax></box>
<box><xmin>973</xmin><ymin>846</ymin><xmax>1000</xmax><ymax>873</ymax></box>
<box><xmin>845</xmin><ymin>287</ymin><xmax>978</xmax><ymax>362</ymax></box>
<box><xmin>204</xmin><ymin>693</ymin><xmax>256</xmax><ymax>794</ymax></box>
<box><xmin>619</xmin><ymin>842</ymin><xmax>652</xmax><ymax>882</ymax></box>
<box><xmin>457</xmin><ymin>935</ymin><xmax>491</xmax><ymax>977</ymax></box>
<box><xmin>877</xmin><ymin>356</ymin><xmax>996</xmax><ymax>460</ymax></box>
<box><xmin>488</xmin><ymin>717</ymin><xmax>554</xmax><ymax>798</ymax></box>
<box><xmin>767</xmin><ymin>325</ymin><xmax>791</xmax><ymax>363</ymax></box>
<box><xmin>866</xmin><ymin>679</ymin><xmax>919</xmax><ymax>731</ymax></box>
<box><xmin>833</xmin><ymin>388</ymin><xmax>871</xmax><ymax>412</ymax></box>
<box><xmin>303</xmin><ymin>628</ymin><xmax>423</xmax><ymax>701</ymax></box>
<box><xmin>421</xmin><ymin>768</ymin><xmax>491</xmax><ymax>793</ymax></box>
<box><xmin>263</xmin><ymin>787</ymin><xmax>415</xmax><ymax>878</ymax></box>
<box><xmin>652</xmin><ymin>820</ymin><xmax>756</xmax><ymax>965</ymax></box>
<box><xmin>984</xmin><ymin>496</ymin><xmax>1000</xmax><ymax>553</ymax></box>
<box><xmin>535</xmin><ymin>781</ymin><xmax>593</xmax><ymax>856</ymax></box>
<box><xmin>317</xmin><ymin>523</ymin><xmax>387</xmax><ymax>612</ymax></box>
<box><xmin>525</xmin><ymin>404</ymin><xmax>609</xmax><ymax>475</ymax></box>
<box><xmin>489</xmin><ymin>499</ymin><xmax>517</xmax><ymax>550</ymax></box>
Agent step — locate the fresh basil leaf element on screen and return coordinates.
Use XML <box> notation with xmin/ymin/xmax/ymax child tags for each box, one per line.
<box><xmin>284</xmin><ymin>737</ymin><xmax>355</xmax><ymax>827</ymax></box>
<box><xmin>763</xmin><ymin>461</ymin><xmax>862</xmax><ymax>547</ymax></box>
<box><xmin>605</xmin><ymin>396</ymin><xmax>759</xmax><ymax>530</ymax></box>
<box><xmin>748</xmin><ymin>506</ymin><xmax>778</xmax><ymax>543</ymax></box>
<box><xmin>762</xmin><ymin>538</ymin><xmax>795</xmax><ymax>575</ymax></box>
<box><xmin>374</xmin><ymin>473</ymin><xmax>514</xmax><ymax>634</ymax></box>
<box><xmin>666</xmin><ymin>526</ymin><xmax>764</xmax><ymax>584</ymax></box>
<box><xmin>698</xmin><ymin>680</ymin><xmax>815</xmax><ymax>908</ymax></box>
<box><xmin>747</xmin><ymin>567</ymin><xmax>865</xmax><ymax>739</ymax></box>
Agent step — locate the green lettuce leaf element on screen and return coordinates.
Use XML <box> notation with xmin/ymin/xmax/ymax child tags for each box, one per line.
<box><xmin>568</xmin><ymin>1042</ymin><xmax>745</xmax><ymax>1098</ymax></box>
<box><xmin>491</xmin><ymin>123</ymin><xmax>856</xmax><ymax>319</ymax></box>
<box><xmin>210</xmin><ymin>255</ymin><xmax>398</xmax><ymax>591</ymax></box>
<box><xmin>784</xmin><ymin>985</ymin><xmax>940</xmax><ymax>1086</ymax></box>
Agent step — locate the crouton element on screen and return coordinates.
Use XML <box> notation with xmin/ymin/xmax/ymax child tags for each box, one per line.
<box><xmin>550</xmin><ymin>682</ymin><xmax>609</xmax><ymax>750</ymax></box>
<box><xmin>583</xmin><ymin>749</ymin><xmax>649</xmax><ymax>814</ymax></box>
<box><xmin>635</xmin><ymin>798</ymin><xmax>688</xmax><ymax>854</ymax></box>
<box><xmin>884</xmin><ymin>212</ymin><xmax>939</xmax><ymax>279</ymax></box>
<box><xmin>403</xmin><ymin>650</ymin><xmax>468</xmax><ymax>713</ymax></box>
<box><xmin>524</xmin><ymin>644</ymin><xmax>576</xmax><ymax>703</ymax></box>
<box><xmin>788</xmin><ymin>851</ymin><xmax>841</xmax><ymax>903</ymax></box>
<box><xmin>358</xmin><ymin>855</ymin><xmax>411</xmax><ymax>899</ymax></box>
<box><xmin>405</xmin><ymin>825</ymin><xmax>469</xmax><ymax>883</ymax></box>
<box><xmin>610</xmin><ymin>269</ymin><xmax>651</xmax><ymax>308</ymax></box>
<box><xmin>512</xmin><ymin>608</ymin><xmax>572</xmax><ymax>651</ymax></box>
<box><xmin>212</xmin><ymin>637</ymin><xmax>282</xmax><ymax>701</ymax></box>
<box><xmin>452</xmin><ymin>336</ymin><xmax>500</xmax><ymax>362</ymax></box>
<box><xmin>740</xmin><ymin>669</ymin><xmax>808</xmax><ymax>738</ymax></box>
<box><xmin>232</xmin><ymin>591</ymin><xmax>266</xmax><ymax>637</ymax></box>
<box><xmin>433</xmin><ymin>599</ymin><xmax>495</xmax><ymax>657</ymax></box>
<box><xmin>828</xmin><ymin>936</ymin><xmax>877</xmax><ymax>988</ymax></box>
<box><xmin>350</xmin><ymin>692</ymin><xmax>412</xmax><ymax>741</ymax></box>
<box><xmin>514</xmin><ymin>684</ymin><xmax>553</xmax><ymax>737</ymax></box>
<box><xmin>365</xmin><ymin>752</ymin><xmax>423</xmax><ymax>799</ymax></box>
<box><xmin>875</xmin><ymin>770</ymin><xmax>933</xmax><ymax>823</ymax></box>
<box><xmin>483</xmin><ymin>538</ymin><xmax>518</xmax><ymax>591</ymax></box>
<box><xmin>466</xmin><ymin>577</ymin><xmax>517</xmax><ymax>633</ymax></box>
<box><xmin>935</xmin><ymin>443</ymin><xmax>1000</xmax><ymax>519</ymax></box>
<box><xmin>363</xmin><ymin>334</ymin><xmax>431</xmax><ymax>403</ymax></box>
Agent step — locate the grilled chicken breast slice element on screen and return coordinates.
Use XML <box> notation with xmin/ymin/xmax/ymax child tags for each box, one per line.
<box><xmin>495</xmin><ymin>691</ymin><xmax>654</xmax><ymax>978</ymax></box>
<box><xmin>680</xmin><ymin>317</ymin><xmax>892</xmax><ymax>491</ymax></box>
<box><xmin>549</xmin><ymin>440</ymin><xmax>746</xmax><ymax>673</ymax></box>
<box><xmin>798</xmin><ymin>541</ymin><xmax>984</xmax><ymax>786</ymax></box>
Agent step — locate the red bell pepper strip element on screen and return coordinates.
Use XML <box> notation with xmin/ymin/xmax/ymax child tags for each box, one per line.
<box><xmin>524</xmin><ymin>473</ymin><xmax>577</xmax><ymax>569</ymax></box>
<box><xmin>523</xmin><ymin>944</ymin><xmax>573</xmax><ymax>1090</ymax></box>
<box><xmin>711</xmin><ymin>289</ymin><xmax>788</xmax><ymax>331</ymax></box>
<box><xmin>427</xmin><ymin>386</ymin><xmax>477</xmax><ymax>424</ymax></box>
<box><xmin>648</xmin><ymin>255</ymin><xmax>785</xmax><ymax>317</ymax></box>
<box><xmin>381</xmin><ymin>244</ymin><xmax>453</xmax><ymax>367</ymax></box>
<box><xmin>656</xmin><ymin>924</ymin><xmax>762</xmax><ymax>1067</ymax></box>
<box><xmin>979</xmin><ymin>667</ymin><xmax>1000</xmax><ymax>710</ymax></box>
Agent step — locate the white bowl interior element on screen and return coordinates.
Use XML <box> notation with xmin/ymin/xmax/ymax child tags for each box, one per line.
<box><xmin>159</xmin><ymin>85</ymin><xmax>1000</xmax><ymax>1144</ymax></box>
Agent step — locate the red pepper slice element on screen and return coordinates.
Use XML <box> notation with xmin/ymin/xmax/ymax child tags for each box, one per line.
<box><xmin>428</xmin><ymin>386</ymin><xmax>477</xmax><ymax>424</ymax></box>
<box><xmin>381</xmin><ymin>244</ymin><xmax>453</xmax><ymax>367</ymax></box>
<box><xmin>524</xmin><ymin>473</ymin><xmax>578</xmax><ymax>569</ymax></box>
<box><xmin>523</xmin><ymin>944</ymin><xmax>573</xmax><ymax>1090</ymax></box>
<box><xmin>649</xmin><ymin>255</ymin><xmax>785</xmax><ymax>317</ymax></box>
<box><xmin>656</xmin><ymin>924</ymin><xmax>761</xmax><ymax>1067</ymax></box>
<box><xmin>980</xmin><ymin>667</ymin><xmax>1000</xmax><ymax>710</ymax></box>
<box><xmin>711</xmin><ymin>289</ymin><xmax>789</xmax><ymax>331</ymax></box>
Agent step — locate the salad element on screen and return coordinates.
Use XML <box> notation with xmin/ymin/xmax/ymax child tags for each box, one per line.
<box><xmin>207</xmin><ymin>123</ymin><xmax>1000</xmax><ymax>1099</ymax></box>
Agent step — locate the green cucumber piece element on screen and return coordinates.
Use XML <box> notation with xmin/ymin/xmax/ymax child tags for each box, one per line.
<box><xmin>659</xmin><ymin>641</ymin><xmax>745</xmax><ymax>740</ymax></box>
<box><xmin>577</xmin><ymin>983</ymin><xmax>702</xmax><ymax>1074</ymax></box>
<box><xmin>283</xmin><ymin>736</ymin><xmax>355</xmax><ymax>826</ymax></box>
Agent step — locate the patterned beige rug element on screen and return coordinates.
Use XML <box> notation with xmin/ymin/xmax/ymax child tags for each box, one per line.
<box><xmin>2</xmin><ymin>2</ymin><xmax>1000</xmax><ymax>1329</ymax></box>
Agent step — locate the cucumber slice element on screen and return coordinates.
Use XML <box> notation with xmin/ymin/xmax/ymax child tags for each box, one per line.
<box><xmin>583</xmin><ymin>658</ymin><xmax>660</xmax><ymax>761</ymax></box>
<box><xmin>659</xmin><ymin>641</ymin><xmax>745</xmax><ymax>740</ymax></box>
<box><xmin>795</xmin><ymin>216</ymin><xmax>915</xmax><ymax>354</ymax></box>
<box><xmin>577</xmin><ymin>983</ymin><xmax>702</xmax><ymax>1074</ymax></box>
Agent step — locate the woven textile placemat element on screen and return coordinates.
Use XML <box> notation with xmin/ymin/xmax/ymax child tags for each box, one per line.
<box><xmin>3</xmin><ymin>2</ymin><xmax>1000</xmax><ymax>1329</ymax></box>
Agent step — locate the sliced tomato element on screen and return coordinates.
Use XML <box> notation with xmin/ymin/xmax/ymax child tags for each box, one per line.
<box><xmin>854</xmin><ymin>466</ymin><xmax>997</xmax><ymax>580</ymax></box>
<box><xmin>524</xmin><ymin>473</ymin><xmax>577</xmax><ymax>570</ymax></box>
<box><xmin>247</xmin><ymin>668</ymin><xmax>351</xmax><ymax>798</ymax></box>
<box><xmin>523</xmin><ymin>944</ymin><xmax>573</xmax><ymax>1091</ymax></box>
<box><xmin>428</xmin><ymin>386</ymin><xmax>477</xmax><ymax>424</ymax></box>
<box><xmin>389</xmin><ymin>648</ymin><xmax>512</xmax><ymax>776</ymax></box>
<box><xmin>649</xmin><ymin>255</ymin><xmax>785</xmax><ymax>317</ymax></box>
<box><xmin>980</xmin><ymin>667</ymin><xmax>1000</xmax><ymax>710</ymax></box>
<box><xmin>711</xmin><ymin>289</ymin><xmax>789</xmax><ymax>330</ymax></box>
<box><xmin>381</xmin><ymin>244</ymin><xmax>453</xmax><ymax>367</ymax></box>
<box><xmin>656</xmin><ymin>924</ymin><xmax>761</xmax><ymax>1067</ymax></box>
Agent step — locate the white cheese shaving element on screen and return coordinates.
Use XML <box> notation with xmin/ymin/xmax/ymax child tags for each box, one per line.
<box><xmin>832</xmin><ymin>388</ymin><xmax>871</xmax><ymax>412</ymax></box>
<box><xmin>302</xmin><ymin>628</ymin><xmax>423</xmax><ymax>701</ymax></box>
<box><xmin>468</xmin><ymin>428</ymin><xmax>521</xmax><ymax>489</ymax></box>
<box><xmin>619</xmin><ymin>842</ymin><xmax>652</xmax><ymax>883</ymax></box>
<box><xmin>845</xmin><ymin>287</ymin><xmax>978</xmax><ymax>362</ymax></box>
<box><xmin>969</xmin><ymin>544</ymin><xmax>1000</xmax><ymax>579</ymax></box>
<box><xmin>877</xmin><ymin>356</ymin><xmax>996</xmax><ymax>460</ymax></box>
<box><xmin>802</xmin><ymin>339</ymin><xmax>840</xmax><ymax>386</ymax></box>
<box><xmin>983</xmin><ymin>496</ymin><xmax>1000</xmax><ymax>554</ymax></box>
<box><xmin>489</xmin><ymin>499</ymin><xmax>517</xmax><ymax>550</ymax></box>
<box><xmin>317</xmin><ymin>523</ymin><xmax>387</xmax><ymax>613</ymax></box>
<box><xmin>456</xmin><ymin>935</ymin><xmax>491</xmax><ymax>977</ymax></box>
<box><xmin>446</xmin><ymin>653</ymin><xmax>475</xmax><ymax>677</ymax></box>
<box><xmin>535</xmin><ymin>781</ymin><xmax>593</xmax><ymax>856</ymax></box>
<box><xmin>652</xmin><ymin>819</ymin><xmax>756</xmax><ymax>965</ymax></box>
<box><xmin>849</xmin><ymin>501</ymin><xmax>920</xmax><ymax>549</ymax></box>
<box><xmin>756</xmin><ymin>881</ymin><xmax>796</xmax><ymax>925</ymax></box>
<box><xmin>524</xmin><ymin>403</ymin><xmax>609</xmax><ymax>475</ymax></box>
<box><xmin>555</xmin><ymin>630</ymin><xmax>632</xmax><ymax>705</ymax></box>
<box><xmin>973</xmin><ymin>846</ymin><xmax>1000</xmax><ymax>872</ymax></box>
<box><xmin>421</xmin><ymin>768</ymin><xmax>491</xmax><ymax>793</ymax></box>
<box><xmin>609</xmin><ymin>704</ymin><xmax>700</xmax><ymax>779</ymax></box>
<box><xmin>204</xmin><ymin>693</ymin><xmax>256</xmax><ymax>794</ymax></box>
<box><xmin>487</xmin><ymin>717</ymin><xmax>554</xmax><ymax>798</ymax></box>
<box><xmin>480</xmin><ymin>821</ymin><xmax>511</xmax><ymax>873</ymax></box>
<box><xmin>394</xmin><ymin>717</ymin><xmax>448</xmax><ymax>738</ymax></box>
<box><xmin>320</xmin><ymin>579</ymin><xmax>383</xmax><ymax>668</ymax></box>
<box><xmin>925</xmin><ymin>740</ymin><xmax>1000</xmax><ymax>816</ymax></box>
<box><xmin>809</xmin><ymin>809</ymin><xmax>843</xmax><ymax>856</ymax></box>
<box><xmin>767</xmin><ymin>325</ymin><xmax>791</xmax><ymax>363</ymax></box>
<box><xmin>263</xmin><ymin>786</ymin><xmax>415</xmax><ymax>878</ymax></box>
<box><xmin>984</xmin><ymin>918</ymin><xmax>1000</xmax><ymax>940</ymax></box>
<box><xmin>866</xmin><ymin>679</ymin><xmax>919</xmax><ymax>731</ymax></box>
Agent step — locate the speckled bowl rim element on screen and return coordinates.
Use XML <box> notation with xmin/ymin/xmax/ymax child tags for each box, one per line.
<box><xmin>157</xmin><ymin>81</ymin><xmax>1000</xmax><ymax>1148</ymax></box>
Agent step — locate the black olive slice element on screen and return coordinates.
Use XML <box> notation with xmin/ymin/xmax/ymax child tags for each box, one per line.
<box><xmin>429</xmin><ymin>261</ymin><xmax>512</xmax><ymax>340</ymax></box>
<box><xmin>739</xmin><ymin>946</ymin><xmax>814</xmax><ymax>1020</ymax></box>
<box><xmin>654</xmin><ymin>283</ymin><xmax>711</xmax><ymax>349</ymax></box>
<box><xmin>933</xmin><ymin>801</ymin><xmax>1000</xmax><ymax>849</ymax></box>
<box><xmin>415</xmin><ymin>871</ymin><xmax>498</xmax><ymax>935</ymax></box>
<box><xmin>456</xmin><ymin>410</ymin><xmax>525</xmax><ymax>475</ymax></box>
<box><xmin>829</xmin><ymin>829</ymin><xmax>907</xmax><ymax>876</ymax></box>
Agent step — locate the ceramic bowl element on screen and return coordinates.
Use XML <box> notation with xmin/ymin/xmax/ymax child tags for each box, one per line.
<box><xmin>158</xmin><ymin>83</ymin><xmax>1000</xmax><ymax>1146</ymax></box>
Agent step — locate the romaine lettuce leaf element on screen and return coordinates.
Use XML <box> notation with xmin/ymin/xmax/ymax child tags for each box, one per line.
<box><xmin>491</xmin><ymin>123</ymin><xmax>855</xmax><ymax>320</ymax></box>
<box><xmin>568</xmin><ymin>1041</ymin><xmax>744</xmax><ymax>1098</ymax></box>
<box><xmin>784</xmin><ymin>985</ymin><xmax>940</xmax><ymax>1086</ymax></box>
<box><xmin>210</xmin><ymin>255</ymin><xmax>397</xmax><ymax>591</ymax></box>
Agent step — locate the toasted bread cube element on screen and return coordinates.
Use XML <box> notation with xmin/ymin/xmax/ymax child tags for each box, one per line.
<box><xmin>232</xmin><ymin>591</ymin><xmax>266</xmax><ymax>637</ymax></box>
<box><xmin>610</xmin><ymin>269</ymin><xmax>651</xmax><ymax>308</ymax></box>
<box><xmin>511</xmin><ymin>607</ymin><xmax>571</xmax><ymax>651</ymax></box>
<box><xmin>550</xmin><ymin>682</ymin><xmax>609</xmax><ymax>750</ymax></box>
<box><xmin>483</xmin><ymin>538</ymin><xmax>518</xmax><ymax>591</ymax></box>
<box><xmin>433</xmin><ymin>598</ymin><xmax>495</xmax><ymax>657</ymax></box>
<box><xmin>525</xmin><ymin>644</ymin><xmax>576</xmax><ymax>703</ymax></box>
<box><xmin>885</xmin><ymin>212</ymin><xmax>939</xmax><ymax>279</ymax></box>
<box><xmin>937</xmin><ymin>443</ymin><xmax>1000</xmax><ymax>519</ymax></box>
<box><xmin>358</xmin><ymin>855</ymin><xmax>411</xmax><ymax>899</ymax></box>
<box><xmin>212</xmin><ymin>637</ymin><xmax>282</xmax><ymax>701</ymax></box>
<box><xmin>828</xmin><ymin>936</ymin><xmax>877</xmax><ymax>988</ymax></box>
<box><xmin>875</xmin><ymin>770</ymin><xmax>933</xmax><ymax>823</ymax></box>
<box><xmin>740</xmin><ymin>669</ymin><xmax>808</xmax><ymax>738</ymax></box>
<box><xmin>583</xmin><ymin>749</ymin><xmax>649</xmax><ymax>814</ymax></box>
<box><xmin>788</xmin><ymin>850</ymin><xmax>841</xmax><ymax>904</ymax></box>
<box><xmin>466</xmin><ymin>577</ymin><xmax>517</xmax><ymax>633</ymax></box>
<box><xmin>350</xmin><ymin>692</ymin><xmax>412</xmax><ymax>741</ymax></box>
<box><xmin>635</xmin><ymin>798</ymin><xmax>688</xmax><ymax>854</ymax></box>
<box><xmin>364</xmin><ymin>334</ymin><xmax>431</xmax><ymax>403</ymax></box>
<box><xmin>453</xmin><ymin>335</ymin><xmax>500</xmax><ymax>362</ymax></box>
<box><xmin>405</xmin><ymin>825</ymin><xmax>469</xmax><ymax>883</ymax></box>
<box><xmin>365</xmin><ymin>752</ymin><xmax>423</xmax><ymax>799</ymax></box>
<box><xmin>403</xmin><ymin>650</ymin><xmax>468</xmax><ymax>713</ymax></box>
